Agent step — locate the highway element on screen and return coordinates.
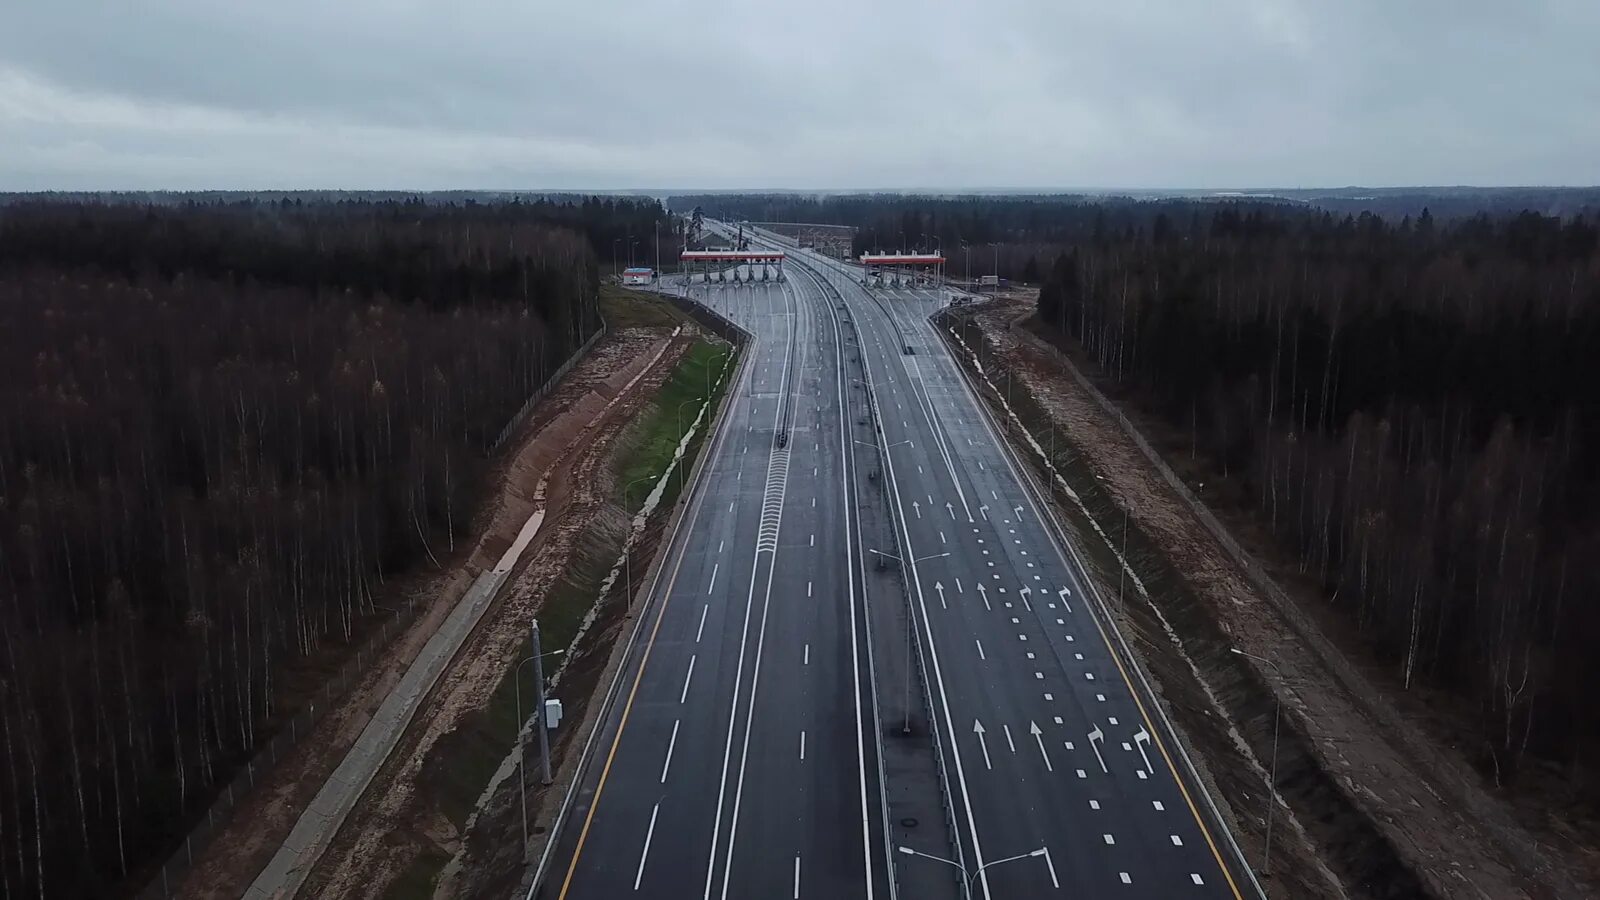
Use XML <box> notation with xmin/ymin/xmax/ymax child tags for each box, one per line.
<box><xmin>535</xmin><ymin>222</ymin><xmax>1260</xmax><ymax>900</ymax></box>
<box><xmin>539</xmin><ymin>254</ymin><xmax>892</xmax><ymax>899</ymax></box>
<box><xmin>750</xmin><ymin>228</ymin><xmax>1259</xmax><ymax>899</ymax></box>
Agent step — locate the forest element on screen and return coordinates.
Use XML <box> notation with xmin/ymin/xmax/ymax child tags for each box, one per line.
<box><xmin>672</xmin><ymin>190</ymin><xmax>1600</xmax><ymax>283</ymax></box>
<box><xmin>0</xmin><ymin>197</ymin><xmax>672</xmax><ymax>898</ymax></box>
<box><xmin>1035</xmin><ymin>206</ymin><xmax>1600</xmax><ymax>786</ymax></box>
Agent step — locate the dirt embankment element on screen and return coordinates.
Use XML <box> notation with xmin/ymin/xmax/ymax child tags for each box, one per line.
<box><xmin>950</xmin><ymin>296</ymin><xmax>1597</xmax><ymax>900</ymax></box>
<box><xmin>299</xmin><ymin>324</ymin><xmax>695</xmax><ymax>900</ymax></box>
<box><xmin>171</xmin><ymin>312</ymin><xmax>694</xmax><ymax>900</ymax></box>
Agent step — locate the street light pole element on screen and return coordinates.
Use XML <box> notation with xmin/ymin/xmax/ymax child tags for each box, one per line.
<box><xmin>676</xmin><ymin>396</ymin><xmax>704</xmax><ymax>492</ymax></box>
<box><xmin>870</xmin><ymin>548</ymin><xmax>949</xmax><ymax>735</ymax></box>
<box><xmin>514</xmin><ymin>624</ymin><xmax>564</xmax><ymax>858</ymax></box>
<box><xmin>896</xmin><ymin>845</ymin><xmax>1049</xmax><ymax>900</ymax></box>
<box><xmin>1231</xmin><ymin>648</ymin><xmax>1283</xmax><ymax>881</ymax></box>
<box><xmin>622</xmin><ymin>473</ymin><xmax>657</xmax><ymax>604</ymax></box>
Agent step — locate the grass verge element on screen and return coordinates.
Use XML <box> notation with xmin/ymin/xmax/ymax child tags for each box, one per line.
<box><xmin>404</xmin><ymin>327</ymin><xmax>738</xmax><ymax>878</ymax></box>
<box><xmin>616</xmin><ymin>339</ymin><xmax>735</xmax><ymax>514</ymax></box>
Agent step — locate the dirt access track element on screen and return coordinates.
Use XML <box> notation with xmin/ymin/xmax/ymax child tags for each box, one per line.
<box><xmin>172</xmin><ymin>302</ymin><xmax>697</xmax><ymax>900</ymax></box>
<box><xmin>954</xmin><ymin>294</ymin><xmax>1597</xmax><ymax>899</ymax></box>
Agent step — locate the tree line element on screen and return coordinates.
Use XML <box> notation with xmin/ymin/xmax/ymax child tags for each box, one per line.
<box><xmin>673</xmin><ymin>190</ymin><xmax>1600</xmax><ymax>284</ymax></box>
<box><xmin>1036</xmin><ymin>206</ymin><xmax>1600</xmax><ymax>786</ymax></box>
<box><xmin>0</xmin><ymin>198</ymin><xmax>659</xmax><ymax>898</ymax></box>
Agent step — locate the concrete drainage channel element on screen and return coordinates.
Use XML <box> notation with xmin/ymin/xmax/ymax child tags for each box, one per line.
<box><xmin>939</xmin><ymin>309</ymin><xmax>1434</xmax><ymax>900</ymax></box>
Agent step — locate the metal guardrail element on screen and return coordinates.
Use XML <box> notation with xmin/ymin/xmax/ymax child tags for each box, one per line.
<box><xmin>933</xmin><ymin>311</ymin><xmax>1267</xmax><ymax>900</ymax></box>
<box><xmin>788</xmin><ymin>255</ymin><xmax>966</xmax><ymax>898</ymax></box>
<box><xmin>524</xmin><ymin>295</ymin><xmax>755</xmax><ymax>898</ymax></box>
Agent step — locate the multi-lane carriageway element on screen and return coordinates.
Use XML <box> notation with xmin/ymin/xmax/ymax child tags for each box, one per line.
<box><xmin>534</xmin><ymin>224</ymin><xmax>1263</xmax><ymax>900</ymax></box>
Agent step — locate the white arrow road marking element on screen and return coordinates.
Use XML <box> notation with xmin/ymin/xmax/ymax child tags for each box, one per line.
<box><xmin>1056</xmin><ymin>587</ymin><xmax>1073</xmax><ymax>612</ymax></box>
<box><xmin>978</xmin><ymin>504</ymin><xmax>990</xmax><ymax>521</ymax></box>
<box><xmin>1087</xmin><ymin>724</ymin><xmax>1109</xmax><ymax>773</ymax></box>
<box><xmin>945</xmin><ymin>501</ymin><xmax>955</xmax><ymax>519</ymax></box>
<box><xmin>1133</xmin><ymin>726</ymin><xmax>1154</xmax><ymax>773</ymax></box>
<box><xmin>935</xmin><ymin>581</ymin><xmax>947</xmax><ymax>608</ymax></box>
<box><xmin>1020</xmin><ymin>586</ymin><xmax>1032</xmax><ymax>611</ymax></box>
<box><xmin>1013</xmin><ymin>505</ymin><xmax>1024</xmax><ymax>517</ymax></box>
<box><xmin>974</xmin><ymin>720</ymin><xmax>993</xmax><ymax>770</ymax></box>
<box><xmin>976</xmin><ymin>583</ymin><xmax>990</xmax><ymax>610</ymax></box>
<box><xmin>913</xmin><ymin>500</ymin><xmax>922</xmax><ymax>519</ymax></box>
<box><xmin>1031</xmin><ymin>721</ymin><xmax>1054</xmax><ymax>772</ymax></box>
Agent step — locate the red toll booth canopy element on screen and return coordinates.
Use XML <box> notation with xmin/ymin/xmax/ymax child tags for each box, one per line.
<box><xmin>859</xmin><ymin>253</ymin><xmax>946</xmax><ymax>266</ymax></box>
<box><xmin>680</xmin><ymin>251</ymin><xmax>787</xmax><ymax>263</ymax></box>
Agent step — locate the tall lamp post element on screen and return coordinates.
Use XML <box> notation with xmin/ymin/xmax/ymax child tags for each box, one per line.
<box><xmin>1231</xmin><ymin>647</ymin><xmax>1283</xmax><ymax>880</ymax></box>
<box><xmin>676</xmin><ymin>397</ymin><xmax>705</xmax><ymax>492</ymax></box>
<box><xmin>514</xmin><ymin>619</ymin><xmax>565</xmax><ymax>857</ymax></box>
<box><xmin>868</xmin><ymin>548</ymin><xmax>949</xmax><ymax>733</ymax></box>
<box><xmin>896</xmin><ymin>845</ymin><xmax>1051</xmax><ymax>899</ymax></box>
<box><xmin>622</xmin><ymin>473</ymin><xmax>658</xmax><ymax>603</ymax></box>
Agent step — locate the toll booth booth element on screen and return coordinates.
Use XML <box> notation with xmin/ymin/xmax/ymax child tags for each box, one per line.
<box><xmin>858</xmin><ymin>253</ymin><xmax>946</xmax><ymax>289</ymax></box>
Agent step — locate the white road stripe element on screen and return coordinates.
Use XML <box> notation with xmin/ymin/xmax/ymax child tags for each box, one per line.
<box><xmin>634</xmin><ymin>803</ymin><xmax>660</xmax><ymax>889</ymax></box>
<box><xmin>661</xmin><ymin>720</ymin><xmax>681</xmax><ymax>783</ymax></box>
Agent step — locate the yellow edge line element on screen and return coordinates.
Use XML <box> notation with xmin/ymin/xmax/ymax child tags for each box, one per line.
<box><xmin>954</xmin><ymin>317</ymin><xmax>1247</xmax><ymax>896</ymax></box>
<box><xmin>1086</xmin><ymin>605</ymin><xmax>1245</xmax><ymax>898</ymax></box>
<box><xmin>558</xmin><ymin>338</ymin><xmax>744</xmax><ymax>897</ymax></box>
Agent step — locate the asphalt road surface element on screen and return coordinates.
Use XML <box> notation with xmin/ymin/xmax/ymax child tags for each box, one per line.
<box><xmin>540</xmin><ymin>254</ymin><xmax>892</xmax><ymax>900</ymax></box>
<box><xmin>536</xmin><ymin>224</ymin><xmax>1259</xmax><ymax>900</ymax></box>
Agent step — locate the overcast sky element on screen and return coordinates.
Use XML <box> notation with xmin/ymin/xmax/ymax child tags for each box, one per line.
<box><xmin>2</xmin><ymin>0</ymin><xmax>1597</xmax><ymax>191</ymax></box>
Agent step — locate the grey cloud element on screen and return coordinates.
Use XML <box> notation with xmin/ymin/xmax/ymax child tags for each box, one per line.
<box><xmin>1</xmin><ymin>0</ymin><xmax>1597</xmax><ymax>190</ymax></box>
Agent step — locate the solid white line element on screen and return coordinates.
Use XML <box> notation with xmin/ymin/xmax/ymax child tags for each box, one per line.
<box><xmin>708</xmin><ymin>563</ymin><xmax>719</xmax><ymax>593</ymax></box>
<box><xmin>634</xmin><ymin>803</ymin><xmax>660</xmax><ymax>890</ymax></box>
<box><xmin>697</xmin><ymin>604</ymin><xmax>710</xmax><ymax>642</ymax></box>
<box><xmin>710</xmin><ymin>282</ymin><xmax>800</xmax><ymax>900</ymax></box>
<box><xmin>816</xmin><ymin>272</ymin><xmax>883</xmax><ymax>900</ymax></box>
<box><xmin>661</xmin><ymin>720</ymin><xmax>681</xmax><ymax>783</ymax></box>
<box><xmin>867</xmin><ymin>342</ymin><xmax>988</xmax><ymax>896</ymax></box>
<box><xmin>680</xmin><ymin>655</ymin><xmax>696</xmax><ymax>703</ymax></box>
<box><xmin>793</xmin><ymin>854</ymin><xmax>802</xmax><ymax>899</ymax></box>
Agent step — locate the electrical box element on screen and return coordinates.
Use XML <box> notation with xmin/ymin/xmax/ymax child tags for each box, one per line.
<box><xmin>544</xmin><ymin>698</ymin><xmax>563</xmax><ymax>730</ymax></box>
